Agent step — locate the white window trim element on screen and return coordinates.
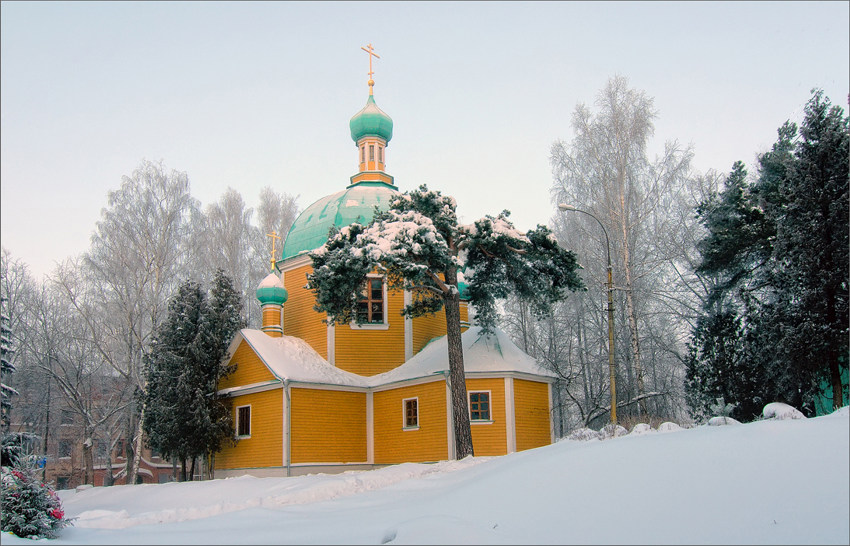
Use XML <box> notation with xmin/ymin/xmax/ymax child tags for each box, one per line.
<box><xmin>350</xmin><ymin>274</ymin><xmax>389</xmax><ymax>330</ymax></box>
<box><xmin>469</xmin><ymin>390</ymin><xmax>494</xmax><ymax>424</ymax></box>
<box><xmin>402</xmin><ymin>397</ymin><xmax>420</xmax><ymax>430</ymax></box>
<box><xmin>235</xmin><ymin>404</ymin><xmax>252</xmax><ymax>439</ymax></box>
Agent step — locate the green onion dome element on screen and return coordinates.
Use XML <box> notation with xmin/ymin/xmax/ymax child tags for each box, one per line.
<box><xmin>280</xmin><ymin>181</ymin><xmax>399</xmax><ymax>261</ymax></box>
<box><xmin>349</xmin><ymin>94</ymin><xmax>393</xmax><ymax>143</ymax></box>
<box><xmin>256</xmin><ymin>273</ymin><xmax>288</xmax><ymax>305</ymax></box>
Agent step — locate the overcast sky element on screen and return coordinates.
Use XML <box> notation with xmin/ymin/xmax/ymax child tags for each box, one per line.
<box><xmin>2</xmin><ymin>1</ymin><xmax>848</xmax><ymax>280</ymax></box>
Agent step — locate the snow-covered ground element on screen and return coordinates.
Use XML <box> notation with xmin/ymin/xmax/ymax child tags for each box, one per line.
<box><xmin>4</xmin><ymin>405</ymin><xmax>848</xmax><ymax>545</ymax></box>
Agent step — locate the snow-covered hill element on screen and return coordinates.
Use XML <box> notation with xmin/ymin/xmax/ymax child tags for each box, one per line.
<box><xmin>4</xmin><ymin>405</ymin><xmax>848</xmax><ymax>545</ymax></box>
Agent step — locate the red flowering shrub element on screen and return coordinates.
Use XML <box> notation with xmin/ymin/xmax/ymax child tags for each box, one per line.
<box><xmin>1</xmin><ymin>465</ymin><xmax>72</xmax><ymax>539</ymax></box>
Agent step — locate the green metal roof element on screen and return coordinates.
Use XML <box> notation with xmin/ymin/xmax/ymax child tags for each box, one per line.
<box><xmin>280</xmin><ymin>181</ymin><xmax>399</xmax><ymax>261</ymax></box>
<box><xmin>349</xmin><ymin>94</ymin><xmax>393</xmax><ymax>143</ymax></box>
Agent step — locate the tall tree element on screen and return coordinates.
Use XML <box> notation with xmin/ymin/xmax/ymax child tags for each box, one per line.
<box><xmin>196</xmin><ymin>269</ymin><xmax>244</xmax><ymax>477</ymax></box>
<box><xmin>143</xmin><ymin>271</ymin><xmax>242</xmax><ymax>480</ymax></box>
<box><xmin>773</xmin><ymin>90</ymin><xmax>848</xmax><ymax>411</ymax></box>
<box><xmin>143</xmin><ymin>280</ymin><xmax>206</xmax><ymax>480</ymax></box>
<box><xmin>56</xmin><ymin>159</ymin><xmax>198</xmax><ymax>484</ymax></box>
<box><xmin>308</xmin><ymin>185</ymin><xmax>584</xmax><ymax>457</ymax></box>
<box><xmin>1</xmin><ymin>296</ymin><xmax>17</xmax><ymax>431</ymax></box>
<box><xmin>688</xmin><ymin>89</ymin><xmax>848</xmax><ymax>420</ymax></box>
<box><xmin>550</xmin><ymin>75</ymin><xmax>693</xmax><ymax>418</ymax></box>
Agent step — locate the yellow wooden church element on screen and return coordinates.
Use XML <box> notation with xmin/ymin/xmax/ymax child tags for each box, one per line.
<box><xmin>213</xmin><ymin>48</ymin><xmax>556</xmax><ymax>478</ymax></box>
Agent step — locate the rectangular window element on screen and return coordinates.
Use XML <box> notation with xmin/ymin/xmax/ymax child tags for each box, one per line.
<box><xmin>58</xmin><ymin>439</ymin><xmax>72</xmax><ymax>458</ymax></box>
<box><xmin>356</xmin><ymin>277</ymin><xmax>385</xmax><ymax>324</ymax></box>
<box><xmin>369</xmin><ymin>144</ymin><xmax>375</xmax><ymax>162</ymax></box>
<box><xmin>378</xmin><ymin>145</ymin><xmax>383</xmax><ymax>163</ymax></box>
<box><xmin>360</xmin><ymin>145</ymin><xmax>365</xmax><ymax>163</ymax></box>
<box><xmin>469</xmin><ymin>392</ymin><xmax>491</xmax><ymax>421</ymax></box>
<box><xmin>403</xmin><ymin>398</ymin><xmax>419</xmax><ymax>429</ymax></box>
<box><xmin>236</xmin><ymin>406</ymin><xmax>251</xmax><ymax>437</ymax></box>
<box><xmin>95</xmin><ymin>440</ymin><xmax>108</xmax><ymax>459</ymax></box>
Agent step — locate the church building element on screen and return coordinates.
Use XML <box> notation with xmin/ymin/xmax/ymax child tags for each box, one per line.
<box><xmin>214</xmin><ymin>47</ymin><xmax>556</xmax><ymax>478</ymax></box>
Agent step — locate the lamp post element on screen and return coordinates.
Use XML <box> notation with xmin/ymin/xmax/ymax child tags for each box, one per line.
<box><xmin>558</xmin><ymin>203</ymin><xmax>617</xmax><ymax>425</ymax></box>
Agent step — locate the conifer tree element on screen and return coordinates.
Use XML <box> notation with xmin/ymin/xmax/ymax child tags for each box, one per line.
<box><xmin>1</xmin><ymin>296</ymin><xmax>18</xmax><ymax>432</ymax></box>
<box><xmin>687</xmin><ymin>89</ymin><xmax>848</xmax><ymax>420</ymax></box>
<box><xmin>142</xmin><ymin>272</ymin><xmax>243</xmax><ymax>480</ymax></box>
<box><xmin>308</xmin><ymin>185</ymin><xmax>584</xmax><ymax>457</ymax></box>
<box><xmin>143</xmin><ymin>280</ymin><xmax>207</xmax><ymax>479</ymax></box>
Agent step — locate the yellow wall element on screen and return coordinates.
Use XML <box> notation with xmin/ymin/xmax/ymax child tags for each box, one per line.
<box><xmin>215</xmin><ymin>388</ymin><xmax>283</xmax><ymax>470</ymax></box>
<box><xmin>219</xmin><ymin>340</ymin><xmax>276</xmax><ymax>391</ymax></box>
<box><xmin>289</xmin><ymin>388</ymin><xmax>367</xmax><ymax>464</ymax></box>
<box><xmin>411</xmin><ymin>302</ymin><xmax>470</xmax><ymax>356</ymax></box>
<box><xmin>466</xmin><ymin>378</ymin><xmax>507</xmax><ymax>456</ymax></box>
<box><xmin>334</xmin><ymin>287</ymin><xmax>406</xmax><ymax>376</ymax></box>
<box><xmin>514</xmin><ymin>379</ymin><xmax>551</xmax><ymax>451</ymax></box>
<box><xmin>374</xmin><ymin>381</ymin><xmax>448</xmax><ymax>464</ymax></box>
<box><xmin>282</xmin><ymin>264</ymin><xmax>328</xmax><ymax>358</ymax></box>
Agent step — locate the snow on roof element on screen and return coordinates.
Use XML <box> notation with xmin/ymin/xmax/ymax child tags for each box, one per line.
<box><xmin>258</xmin><ymin>273</ymin><xmax>284</xmax><ymax>289</ymax></box>
<box><xmin>238</xmin><ymin>329</ymin><xmax>368</xmax><ymax>388</ymax></box>
<box><xmin>232</xmin><ymin>326</ymin><xmax>553</xmax><ymax>390</ymax></box>
<box><xmin>366</xmin><ymin>326</ymin><xmax>556</xmax><ymax>386</ymax></box>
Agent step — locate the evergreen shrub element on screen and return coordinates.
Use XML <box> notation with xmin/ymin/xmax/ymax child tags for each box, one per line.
<box><xmin>1</xmin><ymin>464</ymin><xmax>72</xmax><ymax>539</ymax></box>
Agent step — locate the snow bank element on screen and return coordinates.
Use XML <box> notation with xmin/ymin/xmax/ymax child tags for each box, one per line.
<box><xmin>566</xmin><ymin>428</ymin><xmax>599</xmax><ymax>441</ymax></box>
<box><xmin>762</xmin><ymin>402</ymin><xmax>806</xmax><ymax>420</ymax></box>
<box><xmin>708</xmin><ymin>416</ymin><xmax>741</xmax><ymax>426</ymax></box>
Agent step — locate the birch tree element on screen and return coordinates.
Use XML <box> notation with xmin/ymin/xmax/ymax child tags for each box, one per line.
<box><xmin>55</xmin><ymin>159</ymin><xmax>198</xmax><ymax>484</ymax></box>
<box><xmin>550</xmin><ymin>75</ymin><xmax>693</xmax><ymax>420</ymax></box>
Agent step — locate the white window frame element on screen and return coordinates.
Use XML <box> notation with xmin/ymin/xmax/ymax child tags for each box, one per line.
<box><xmin>235</xmin><ymin>404</ymin><xmax>252</xmax><ymax>438</ymax></box>
<box><xmin>468</xmin><ymin>390</ymin><xmax>494</xmax><ymax>424</ymax></box>
<box><xmin>350</xmin><ymin>274</ymin><xmax>389</xmax><ymax>330</ymax></box>
<box><xmin>402</xmin><ymin>397</ymin><xmax>420</xmax><ymax>430</ymax></box>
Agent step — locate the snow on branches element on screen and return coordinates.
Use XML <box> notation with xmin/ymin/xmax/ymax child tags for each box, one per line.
<box><xmin>308</xmin><ymin>184</ymin><xmax>584</xmax><ymax>332</ymax></box>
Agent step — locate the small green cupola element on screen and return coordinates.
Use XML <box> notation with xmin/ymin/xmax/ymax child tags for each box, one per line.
<box><xmin>257</xmin><ymin>272</ymin><xmax>287</xmax><ymax>337</ymax></box>
<box><xmin>256</xmin><ymin>273</ymin><xmax>288</xmax><ymax>306</ymax></box>
<box><xmin>349</xmin><ymin>94</ymin><xmax>394</xmax><ymax>144</ymax></box>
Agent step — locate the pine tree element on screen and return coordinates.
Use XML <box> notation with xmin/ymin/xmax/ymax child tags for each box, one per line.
<box><xmin>143</xmin><ymin>280</ymin><xmax>207</xmax><ymax>479</ymax></box>
<box><xmin>308</xmin><ymin>185</ymin><xmax>584</xmax><ymax>457</ymax></box>
<box><xmin>195</xmin><ymin>269</ymin><xmax>244</xmax><ymax>473</ymax></box>
<box><xmin>1</xmin><ymin>296</ymin><xmax>18</xmax><ymax>431</ymax></box>
<box><xmin>772</xmin><ymin>90</ymin><xmax>849</xmax><ymax>411</ymax></box>
<box><xmin>687</xmin><ymin>89</ymin><xmax>849</xmax><ymax>420</ymax></box>
<box><xmin>142</xmin><ymin>273</ymin><xmax>244</xmax><ymax>480</ymax></box>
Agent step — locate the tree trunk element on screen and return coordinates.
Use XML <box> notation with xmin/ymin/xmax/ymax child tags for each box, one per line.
<box><xmin>617</xmin><ymin>189</ymin><xmax>647</xmax><ymax>416</ymax></box>
<box><xmin>180</xmin><ymin>458</ymin><xmax>187</xmax><ymax>482</ymax></box>
<box><xmin>130</xmin><ymin>407</ymin><xmax>145</xmax><ymax>484</ymax></box>
<box><xmin>443</xmin><ymin>268</ymin><xmax>473</xmax><ymax>459</ymax></box>
<box><xmin>83</xmin><ymin>435</ymin><xmax>94</xmax><ymax>485</ymax></box>
<box><xmin>104</xmin><ymin>447</ymin><xmax>115</xmax><ymax>487</ymax></box>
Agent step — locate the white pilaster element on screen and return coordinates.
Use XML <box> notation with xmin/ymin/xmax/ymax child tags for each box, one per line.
<box><xmin>327</xmin><ymin>323</ymin><xmax>335</xmax><ymax>366</ymax></box>
<box><xmin>366</xmin><ymin>391</ymin><xmax>374</xmax><ymax>464</ymax></box>
<box><xmin>505</xmin><ymin>377</ymin><xmax>517</xmax><ymax>453</ymax></box>
<box><xmin>404</xmin><ymin>290</ymin><xmax>413</xmax><ymax>361</ymax></box>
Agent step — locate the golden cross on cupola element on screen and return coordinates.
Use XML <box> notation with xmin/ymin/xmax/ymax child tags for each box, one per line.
<box><xmin>361</xmin><ymin>43</ymin><xmax>380</xmax><ymax>94</ymax></box>
<box><xmin>266</xmin><ymin>231</ymin><xmax>281</xmax><ymax>271</ymax></box>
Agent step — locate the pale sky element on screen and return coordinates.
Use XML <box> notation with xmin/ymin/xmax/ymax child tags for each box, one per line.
<box><xmin>2</xmin><ymin>1</ymin><xmax>848</xmax><ymax>281</ymax></box>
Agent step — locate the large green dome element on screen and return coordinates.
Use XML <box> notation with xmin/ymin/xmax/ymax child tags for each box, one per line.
<box><xmin>280</xmin><ymin>181</ymin><xmax>399</xmax><ymax>261</ymax></box>
<box><xmin>349</xmin><ymin>95</ymin><xmax>393</xmax><ymax>143</ymax></box>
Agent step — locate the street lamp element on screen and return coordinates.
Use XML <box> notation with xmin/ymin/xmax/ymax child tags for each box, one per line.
<box><xmin>558</xmin><ymin>203</ymin><xmax>617</xmax><ymax>425</ymax></box>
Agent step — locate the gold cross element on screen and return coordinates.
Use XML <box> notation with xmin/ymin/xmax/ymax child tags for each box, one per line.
<box><xmin>361</xmin><ymin>43</ymin><xmax>380</xmax><ymax>92</ymax></box>
<box><xmin>266</xmin><ymin>231</ymin><xmax>281</xmax><ymax>271</ymax></box>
